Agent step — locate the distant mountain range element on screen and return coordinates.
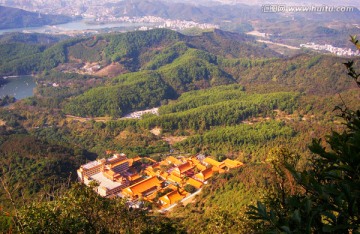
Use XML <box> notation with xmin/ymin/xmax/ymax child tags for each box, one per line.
<box><xmin>1</xmin><ymin>1</ymin><xmax>359</xmax><ymax>26</ymax></box>
<box><xmin>1</xmin><ymin>0</ymin><xmax>360</xmax><ymax>49</ymax></box>
<box><xmin>2</xmin><ymin>0</ymin><xmax>359</xmax><ymax>8</ymax></box>
<box><xmin>103</xmin><ymin>0</ymin><xmax>271</xmax><ymax>23</ymax></box>
<box><xmin>0</xmin><ymin>5</ymin><xmax>73</xmax><ymax>30</ymax></box>
<box><xmin>213</xmin><ymin>0</ymin><xmax>360</xmax><ymax>8</ymax></box>
<box><xmin>104</xmin><ymin>0</ymin><xmax>360</xmax><ymax>23</ymax></box>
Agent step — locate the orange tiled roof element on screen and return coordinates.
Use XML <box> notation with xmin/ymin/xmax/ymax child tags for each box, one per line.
<box><xmin>177</xmin><ymin>162</ymin><xmax>194</xmax><ymax>174</ymax></box>
<box><xmin>107</xmin><ymin>154</ymin><xmax>127</xmax><ymax>164</ymax></box>
<box><xmin>203</xmin><ymin>157</ymin><xmax>224</xmax><ymax>168</ymax></box>
<box><xmin>128</xmin><ymin>174</ymin><xmax>141</xmax><ymax>181</ymax></box>
<box><xmin>195</xmin><ymin>163</ymin><xmax>207</xmax><ymax>171</ymax></box>
<box><xmin>159</xmin><ymin>171</ymin><xmax>169</xmax><ymax>180</ymax></box>
<box><xmin>122</xmin><ymin>176</ymin><xmax>161</xmax><ymax>197</ymax></box>
<box><xmin>167</xmin><ymin>173</ymin><xmax>182</xmax><ymax>184</ymax></box>
<box><xmin>159</xmin><ymin>190</ymin><xmax>186</xmax><ymax>207</ymax></box>
<box><xmin>186</xmin><ymin>178</ymin><xmax>203</xmax><ymax>189</ymax></box>
<box><xmin>190</xmin><ymin>157</ymin><xmax>201</xmax><ymax>165</ymax></box>
<box><xmin>202</xmin><ymin>167</ymin><xmax>215</xmax><ymax>180</ymax></box>
<box><xmin>212</xmin><ymin>166</ymin><xmax>226</xmax><ymax>174</ymax></box>
<box><xmin>103</xmin><ymin>169</ymin><xmax>122</xmax><ymax>181</ymax></box>
<box><xmin>166</xmin><ymin>156</ymin><xmax>182</xmax><ymax>166</ymax></box>
<box><xmin>110</xmin><ymin>159</ymin><xmax>128</xmax><ymax>169</ymax></box>
<box><xmin>144</xmin><ymin>166</ymin><xmax>157</xmax><ymax>177</ymax></box>
<box><xmin>166</xmin><ymin>184</ymin><xmax>178</xmax><ymax>191</ymax></box>
<box><xmin>167</xmin><ymin>190</ymin><xmax>186</xmax><ymax>203</ymax></box>
<box><xmin>144</xmin><ymin>191</ymin><xmax>158</xmax><ymax>201</ymax></box>
<box><xmin>223</xmin><ymin>159</ymin><xmax>244</xmax><ymax>168</ymax></box>
<box><xmin>128</xmin><ymin>156</ymin><xmax>141</xmax><ymax>166</ymax></box>
<box><xmin>133</xmin><ymin>156</ymin><xmax>142</xmax><ymax>161</ymax></box>
<box><xmin>129</xmin><ymin>177</ymin><xmax>144</xmax><ymax>186</ymax></box>
<box><xmin>195</xmin><ymin>167</ymin><xmax>214</xmax><ymax>181</ymax></box>
<box><xmin>142</xmin><ymin>157</ymin><xmax>157</xmax><ymax>163</ymax></box>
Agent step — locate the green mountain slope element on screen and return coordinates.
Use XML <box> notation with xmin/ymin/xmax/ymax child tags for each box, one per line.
<box><xmin>55</xmin><ymin>30</ymin><xmax>281</xmax><ymax>117</ymax></box>
<box><xmin>1</xmin><ymin>29</ymin><xmax>356</xmax><ymax>118</ymax></box>
<box><xmin>0</xmin><ymin>28</ymin><xmax>278</xmax><ymax>76</ymax></box>
<box><xmin>64</xmin><ymin>71</ymin><xmax>176</xmax><ymax>117</ymax></box>
<box><xmin>234</xmin><ymin>54</ymin><xmax>359</xmax><ymax>94</ymax></box>
<box><xmin>0</xmin><ymin>33</ymin><xmax>67</xmax><ymax>45</ymax></box>
<box><xmin>185</xmin><ymin>29</ymin><xmax>279</xmax><ymax>59</ymax></box>
<box><xmin>139</xmin><ymin>85</ymin><xmax>299</xmax><ymax>131</ymax></box>
<box><xmin>64</xmin><ymin>48</ymin><xmax>236</xmax><ymax>117</ymax></box>
<box><xmin>0</xmin><ymin>134</ymin><xmax>87</xmax><ymax>210</ymax></box>
<box><xmin>0</xmin><ymin>29</ymin><xmax>358</xmax><ymax>118</ymax></box>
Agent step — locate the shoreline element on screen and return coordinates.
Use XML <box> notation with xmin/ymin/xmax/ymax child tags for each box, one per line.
<box><xmin>2</xmin><ymin>74</ymin><xmax>34</xmax><ymax>79</ymax></box>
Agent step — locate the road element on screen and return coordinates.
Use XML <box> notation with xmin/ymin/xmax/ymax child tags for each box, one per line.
<box><xmin>257</xmin><ymin>39</ymin><xmax>300</xmax><ymax>50</ymax></box>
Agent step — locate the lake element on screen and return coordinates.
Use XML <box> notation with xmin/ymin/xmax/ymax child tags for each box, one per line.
<box><xmin>0</xmin><ymin>76</ymin><xmax>36</xmax><ymax>100</ymax></box>
<box><xmin>0</xmin><ymin>19</ymin><xmax>157</xmax><ymax>35</ymax></box>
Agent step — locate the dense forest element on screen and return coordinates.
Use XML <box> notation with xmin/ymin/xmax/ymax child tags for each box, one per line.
<box><xmin>1</xmin><ymin>29</ymin><xmax>356</xmax><ymax>117</ymax></box>
<box><xmin>0</xmin><ymin>29</ymin><xmax>359</xmax><ymax>233</ymax></box>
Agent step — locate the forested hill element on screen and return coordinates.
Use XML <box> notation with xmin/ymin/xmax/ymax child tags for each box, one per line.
<box><xmin>0</xmin><ymin>33</ymin><xmax>68</xmax><ymax>45</ymax></box>
<box><xmin>0</xmin><ymin>28</ymin><xmax>278</xmax><ymax>76</ymax></box>
<box><xmin>0</xmin><ymin>28</ymin><xmax>358</xmax><ymax>118</ymax></box>
<box><xmin>0</xmin><ymin>6</ymin><xmax>73</xmax><ymax>30</ymax></box>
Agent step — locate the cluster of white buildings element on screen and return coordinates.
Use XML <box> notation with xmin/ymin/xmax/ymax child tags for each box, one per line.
<box><xmin>300</xmin><ymin>42</ymin><xmax>360</xmax><ymax>57</ymax></box>
<box><xmin>94</xmin><ymin>15</ymin><xmax>219</xmax><ymax>31</ymax></box>
<box><xmin>77</xmin><ymin>153</ymin><xmax>139</xmax><ymax>197</ymax></box>
<box><xmin>82</xmin><ymin>63</ymin><xmax>102</xmax><ymax>74</ymax></box>
<box><xmin>160</xmin><ymin>19</ymin><xmax>219</xmax><ymax>30</ymax></box>
<box><xmin>122</xmin><ymin>107</ymin><xmax>159</xmax><ymax>119</ymax></box>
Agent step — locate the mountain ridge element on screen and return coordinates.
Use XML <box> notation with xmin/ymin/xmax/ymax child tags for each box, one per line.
<box><xmin>0</xmin><ymin>5</ymin><xmax>73</xmax><ymax>30</ymax></box>
<box><xmin>1</xmin><ymin>29</ymin><xmax>358</xmax><ymax>119</ymax></box>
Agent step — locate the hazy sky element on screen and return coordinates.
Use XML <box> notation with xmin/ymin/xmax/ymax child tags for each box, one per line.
<box><xmin>1</xmin><ymin>0</ymin><xmax>359</xmax><ymax>9</ymax></box>
<box><xmin>180</xmin><ymin>0</ymin><xmax>360</xmax><ymax>8</ymax></box>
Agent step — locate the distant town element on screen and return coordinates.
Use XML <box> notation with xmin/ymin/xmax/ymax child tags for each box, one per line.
<box><xmin>93</xmin><ymin>16</ymin><xmax>219</xmax><ymax>31</ymax></box>
<box><xmin>300</xmin><ymin>42</ymin><xmax>360</xmax><ymax>57</ymax></box>
<box><xmin>0</xmin><ymin>15</ymin><xmax>218</xmax><ymax>37</ymax></box>
<box><xmin>77</xmin><ymin>153</ymin><xmax>243</xmax><ymax>211</ymax></box>
<box><xmin>248</xmin><ymin>30</ymin><xmax>360</xmax><ymax>57</ymax></box>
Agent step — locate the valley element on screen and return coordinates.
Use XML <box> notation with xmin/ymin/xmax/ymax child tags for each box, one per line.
<box><xmin>0</xmin><ymin>27</ymin><xmax>359</xmax><ymax>233</ymax></box>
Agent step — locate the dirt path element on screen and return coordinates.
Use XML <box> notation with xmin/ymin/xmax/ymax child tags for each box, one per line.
<box><xmin>65</xmin><ymin>115</ymin><xmax>112</xmax><ymax>122</ymax></box>
<box><xmin>162</xmin><ymin>136</ymin><xmax>188</xmax><ymax>145</ymax></box>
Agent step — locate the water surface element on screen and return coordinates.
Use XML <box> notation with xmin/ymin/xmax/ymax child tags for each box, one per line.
<box><xmin>0</xmin><ymin>19</ymin><xmax>157</xmax><ymax>35</ymax></box>
<box><xmin>0</xmin><ymin>76</ymin><xmax>36</xmax><ymax>100</ymax></box>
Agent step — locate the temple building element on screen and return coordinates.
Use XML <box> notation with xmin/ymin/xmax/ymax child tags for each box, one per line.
<box><xmin>77</xmin><ymin>153</ymin><xmax>132</xmax><ymax>197</ymax></box>
<box><xmin>77</xmin><ymin>153</ymin><xmax>244</xmax><ymax>209</ymax></box>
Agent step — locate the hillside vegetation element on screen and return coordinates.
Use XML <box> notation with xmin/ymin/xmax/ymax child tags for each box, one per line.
<box><xmin>0</xmin><ymin>29</ymin><xmax>360</xmax><ymax>233</ymax></box>
<box><xmin>1</xmin><ymin>29</ymin><xmax>356</xmax><ymax>117</ymax></box>
<box><xmin>0</xmin><ymin>29</ymin><xmax>277</xmax><ymax>76</ymax></box>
